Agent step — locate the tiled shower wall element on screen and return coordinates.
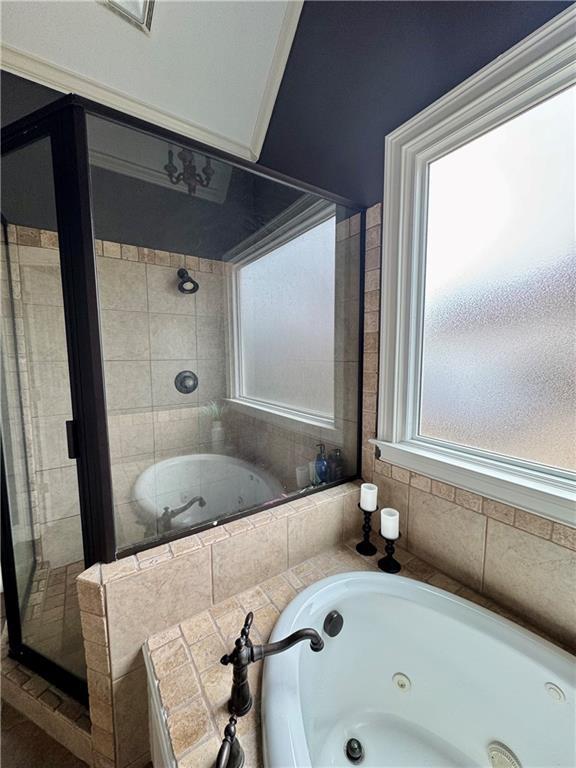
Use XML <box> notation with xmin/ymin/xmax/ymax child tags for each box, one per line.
<box><xmin>94</xmin><ymin>239</ymin><xmax>228</xmax><ymax>549</ymax></box>
<box><xmin>3</xmin><ymin>224</ymin><xmax>81</xmax><ymax>568</ymax></box>
<box><xmin>3</xmin><ymin>225</ymin><xmax>231</xmax><ymax>558</ymax></box>
<box><xmin>360</xmin><ymin>203</ymin><xmax>576</xmax><ymax>649</ymax></box>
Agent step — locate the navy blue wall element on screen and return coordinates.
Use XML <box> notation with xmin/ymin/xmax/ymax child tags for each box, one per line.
<box><xmin>260</xmin><ymin>1</ymin><xmax>572</xmax><ymax>206</ymax></box>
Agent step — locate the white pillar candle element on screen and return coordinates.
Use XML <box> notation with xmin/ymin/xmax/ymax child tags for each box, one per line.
<box><xmin>381</xmin><ymin>508</ymin><xmax>400</xmax><ymax>539</ymax></box>
<box><xmin>360</xmin><ymin>483</ymin><xmax>378</xmax><ymax>511</ymax></box>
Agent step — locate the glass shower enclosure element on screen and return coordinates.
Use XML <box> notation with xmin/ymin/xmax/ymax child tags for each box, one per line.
<box><xmin>1</xmin><ymin>95</ymin><xmax>363</xmax><ymax>701</ymax></box>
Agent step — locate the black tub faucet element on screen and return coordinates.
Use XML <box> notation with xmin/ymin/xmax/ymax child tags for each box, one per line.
<box><xmin>221</xmin><ymin>612</ymin><xmax>324</xmax><ymax>717</ymax></box>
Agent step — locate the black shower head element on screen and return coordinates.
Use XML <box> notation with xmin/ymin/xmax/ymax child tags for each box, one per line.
<box><xmin>177</xmin><ymin>268</ymin><xmax>199</xmax><ymax>294</ymax></box>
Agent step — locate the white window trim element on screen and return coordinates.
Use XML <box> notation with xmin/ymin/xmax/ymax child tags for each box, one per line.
<box><xmin>373</xmin><ymin>6</ymin><xmax>576</xmax><ymax>525</ymax></box>
<box><xmin>225</xmin><ymin>198</ymin><xmax>338</xmax><ymax>432</ymax></box>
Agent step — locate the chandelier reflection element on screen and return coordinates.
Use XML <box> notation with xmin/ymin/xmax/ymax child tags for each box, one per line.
<box><xmin>164</xmin><ymin>148</ymin><xmax>215</xmax><ymax>195</ymax></box>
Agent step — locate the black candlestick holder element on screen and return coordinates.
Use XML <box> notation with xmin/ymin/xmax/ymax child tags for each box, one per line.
<box><xmin>355</xmin><ymin>504</ymin><xmax>377</xmax><ymax>556</ymax></box>
<box><xmin>378</xmin><ymin>532</ymin><xmax>402</xmax><ymax>573</ymax></box>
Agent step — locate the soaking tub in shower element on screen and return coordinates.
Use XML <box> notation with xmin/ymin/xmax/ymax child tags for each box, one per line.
<box><xmin>262</xmin><ymin>572</ymin><xmax>575</xmax><ymax>768</ymax></box>
<box><xmin>132</xmin><ymin>453</ymin><xmax>284</xmax><ymax>533</ymax></box>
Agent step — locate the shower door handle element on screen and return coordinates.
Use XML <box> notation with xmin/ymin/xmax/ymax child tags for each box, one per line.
<box><xmin>66</xmin><ymin>420</ymin><xmax>78</xmax><ymax>459</ymax></box>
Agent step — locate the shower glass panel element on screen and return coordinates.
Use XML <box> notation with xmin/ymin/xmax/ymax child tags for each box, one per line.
<box><xmin>1</xmin><ymin>138</ymin><xmax>86</xmax><ymax>680</ymax></box>
<box><xmin>86</xmin><ymin>113</ymin><xmax>361</xmax><ymax>552</ymax></box>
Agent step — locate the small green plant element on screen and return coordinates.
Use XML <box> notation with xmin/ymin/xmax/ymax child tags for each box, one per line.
<box><xmin>204</xmin><ymin>399</ymin><xmax>226</xmax><ymax>421</ymax></box>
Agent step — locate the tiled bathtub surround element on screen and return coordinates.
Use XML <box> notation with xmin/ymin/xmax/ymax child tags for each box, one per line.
<box><xmin>143</xmin><ymin>538</ymin><xmax>570</xmax><ymax>768</ymax></box>
<box><xmin>359</xmin><ymin>202</ymin><xmax>576</xmax><ymax>652</ymax></box>
<box><xmin>77</xmin><ymin>483</ymin><xmax>361</xmax><ymax>767</ymax></box>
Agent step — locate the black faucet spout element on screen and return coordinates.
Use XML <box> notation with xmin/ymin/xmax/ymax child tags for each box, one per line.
<box><xmin>251</xmin><ymin>628</ymin><xmax>324</xmax><ymax>661</ymax></box>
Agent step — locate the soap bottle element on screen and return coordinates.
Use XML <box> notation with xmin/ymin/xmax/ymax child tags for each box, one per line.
<box><xmin>315</xmin><ymin>443</ymin><xmax>328</xmax><ymax>484</ymax></box>
<box><xmin>329</xmin><ymin>448</ymin><xmax>344</xmax><ymax>482</ymax></box>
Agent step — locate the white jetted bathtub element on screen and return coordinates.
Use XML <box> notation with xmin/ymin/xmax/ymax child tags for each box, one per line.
<box><xmin>262</xmin><ymin>572</ymin><xmax>575</xmax><ymax>768</ymax></box>
<box><xmin>132</xmin><ymin>454</ymin><xmax>283</xmax><ymax>533</ymax></box>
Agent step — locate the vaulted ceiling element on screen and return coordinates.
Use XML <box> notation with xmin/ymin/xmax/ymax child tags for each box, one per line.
<box><xmin>0</xmin><ymin>0</ymin><xmax>303</xmax><ymax>160</ymax></box>
<box><xmin>2</xmin><ymin>0</ymin><xmax>572</xmax><ymax>207</ymax></box>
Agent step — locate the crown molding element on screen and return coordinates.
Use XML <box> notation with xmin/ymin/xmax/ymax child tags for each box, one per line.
<box><xmin>1</xmin><ymin>1</ymin><xmax>303</xmax><ymax>162</ymax></box>
<box><xmin>249</xmin><ymin>0</ymin><xmax>303</xmax><ymax>159</ymax></box>
<box><xmin>0</xmin><ymin>43</ymin><xmax>256</xmax><ymax>160</ymax></box>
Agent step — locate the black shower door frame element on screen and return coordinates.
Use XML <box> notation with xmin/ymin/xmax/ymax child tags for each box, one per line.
<box><xmin>1</xmin><ymin>93</ymin><xmax>366</xmax><ymax>701</ymax></box>
<box><xmin>1</xmin><ymin>101</ymin><xmax>116</xmax><ymax>702</ymax></box>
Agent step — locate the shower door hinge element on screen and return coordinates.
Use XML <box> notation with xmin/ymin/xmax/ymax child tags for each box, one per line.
<box><xmin>66</xmin><ymin>420</ymin><xmax>79</xmax><ymax>459</ymax></box>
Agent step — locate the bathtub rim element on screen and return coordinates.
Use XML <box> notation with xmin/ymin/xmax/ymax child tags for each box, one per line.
<box><xmin>262</xmin><ymin>570</ymin><xmax>575</xmax><ymax>768</ymax></box>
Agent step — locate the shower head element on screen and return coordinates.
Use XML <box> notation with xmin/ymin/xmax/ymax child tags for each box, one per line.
<box><xmin>177</xmin><ymin>268</ymin><xmax>199</xmax><ymax>294</ymax></box>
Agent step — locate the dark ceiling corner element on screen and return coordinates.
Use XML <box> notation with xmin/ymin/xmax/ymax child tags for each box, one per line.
<box><xmin>259</xmin><ymin>1</ymin><xmax>573</xmax><ymax>206</ymax></box>
<box><xmin>1</xmin><ymin>71</ymin><xmax>61</xmax><ymax>127</ymax></box>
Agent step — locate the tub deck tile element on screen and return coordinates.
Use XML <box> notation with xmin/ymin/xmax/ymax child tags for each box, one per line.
<box><xmin>143</xmin><ymin>543</ymin><xmax>571</xmax><ymax>768</ymax></box>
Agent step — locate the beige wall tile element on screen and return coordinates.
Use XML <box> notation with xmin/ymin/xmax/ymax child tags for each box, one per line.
<box><xmin>195</xmin><ymin>272</ymin><xmax>225</xmax><ymax>317</ymax></box>
<box><xmin>364</xmin><ymin>246</ymin><xmax>380</xmax><ymax>272</ymax></box>
<box><xmin>167</xmin><ymin>698</ymin><xmax>213</xmax><ymax>758</ymax></box>
<box><xmin>196</xmin><ymin>314</ymin><xmax>225</xmax><ymax>359</ymax></box>
<box><xmin>189</xmin><ymin>633</ymin><xmax>226</xmax><ymax>673</ymax></box>
<box><xmin>93</xmin><ymin>726</ymin><xmax>115</xmax><ymax>761</ymax></box>
<box><xmin>288</xmin><ymin>499</ymin><xmax>342</xmax><ymax>566</ymax></box>
<box><xmin>430</xmin><ymin>479</ymin><xmax>455</xmax><ymax>502</ymax></box>
<box><xmin>84</xmin><ymin>640</ymin><xmax>111</xmax><ymax>675</ymax></box>
<box><xmin>212</xmin><ymin>519</ymin><xmax>288</xmax><ymax>602</ymax></box>
<box><xmin>150</xmin><ymin>637</ymin><xmax>189</xmax><ymax>679</ymax></box>
<box><xmin>36</xmin><ymin>466</ymin><xmax>80</xmax><ymax>522</ymax></box>
<box><xmin>158</xmin><ymin>662</ymin><xmax>199</xmax><ymax>711</ymax></box>
<box><xmin>103</xmin><ymin>241</ymin><xmax>121</xmax><ymax>259</ymax></box>
<box><xmin>30</xmin><ymin>362</ymin><xmax>72</xmax><ymax>417</ymax></box>
<box><xmin>196</xmin><ymin>357</ymin><xmax>227</xmax><ymax>405</ymax></box>
<box><xmin>101</xmin><ymin>310</ymin><xmax>150</xmax><ymax>361</ymax></box>
<box><xmin>484</xmin><ymin>520</ymin><xmax>576</xmax><ymax>648</ymax></box>
<box><xmin>40</xmin><ymin>516</ymin><xmax>83</xmax><ymax>569</ymax></box>
<box><xmin>454</xmin><ymin>488</ymin><xmax>482</xmax><ymax>513</ymax></box>
<box><xmin>77</xmin><ymin>577</ymin><xmax>105</xmax><ymax>617</ymax></box>
<box><xmin>552</xmin><ymin>523</ymin><xmax>576</xmax><ymax>551</ymax></box>
<box><xmin>365</xmin><ymin>225</ymin><xmax>381</xmax><ymax>251</ymax></box>
<box><xmin>80</xmin><ymin>611</ymin><xmax>108</xmax><ymax>646</ymax></box>
<box><xmin>23</xmin><ymin>304</ymin><xmax>67</xmax><ymax>362</ymax></box>
<box><xmin>366</xmin><ymin>203</ymin><xmax>381</xmax><ymax>229</ymax></box>
<box><xmin>21</xmin><ymin>262</ymin><xmax>63</xmax><ymax>306</ymax></box>
<box><xmin>106</xmin><ymin>547</ymin><xmax>211</xmax><ymax>678</ymax></box>
<box><xmin>104</xmin><ymin>361</ymin><xmax>152</xmax><ymax>411</ymax></box>
<box><xmin>514</xmin><ymin>509</ymin><xmax>553</xmax><ymax>539</ymax></box>
<box><xmin>391</xmin><ymin>465</ymin><xmax>410</xmax><ymax>484</ymax></box>
<box><xmin>97</xmin><ymin>258</ymin><xmax>147</xmax><ymax>311</ymax></box>
<box><xmin>482</xmin><ymin>498</ymin><xmax>515</xmax><ymax>524</ymax></box>
<box><xmin>408</xmin><ymin>488</ymin><xmax>486</xmax><ymax>590</ymax></box>
<box><xmin>149</xmin><ymin>313</ymin><xmax>197</xmax><ymax>360</ymax></box>
<box><xmin>113</xmin><ymin>667</ymin><xmax>149</xmax><ymax>767</ymax></box>
<box><xmin>410</xmin><ymin>473</ymin><xmax>431</xmax><ymax>492</ymax></box>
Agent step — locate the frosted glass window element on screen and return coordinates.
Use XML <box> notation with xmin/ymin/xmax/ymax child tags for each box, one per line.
<box><xmin>238</xmin><ymin>217</ymin><xmax>335</xmax><ymax>418</ymax></box>
<box><xmin>420</xmin><ymin>86</ymin><xmax>576</xmax><ymax>472</ymax></box>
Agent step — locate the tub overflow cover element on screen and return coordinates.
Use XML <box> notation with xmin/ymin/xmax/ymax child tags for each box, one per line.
<box><xmin>323</xmin><ymin>610</ymin><xmax>344</xmax><ymax>638</ymax></box>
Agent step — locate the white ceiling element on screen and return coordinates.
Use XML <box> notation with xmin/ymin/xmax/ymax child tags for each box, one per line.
<box><xmin>0</xmin><ymin>0</ymin><xmax>303</xmax><ymax>160</ymax></box>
